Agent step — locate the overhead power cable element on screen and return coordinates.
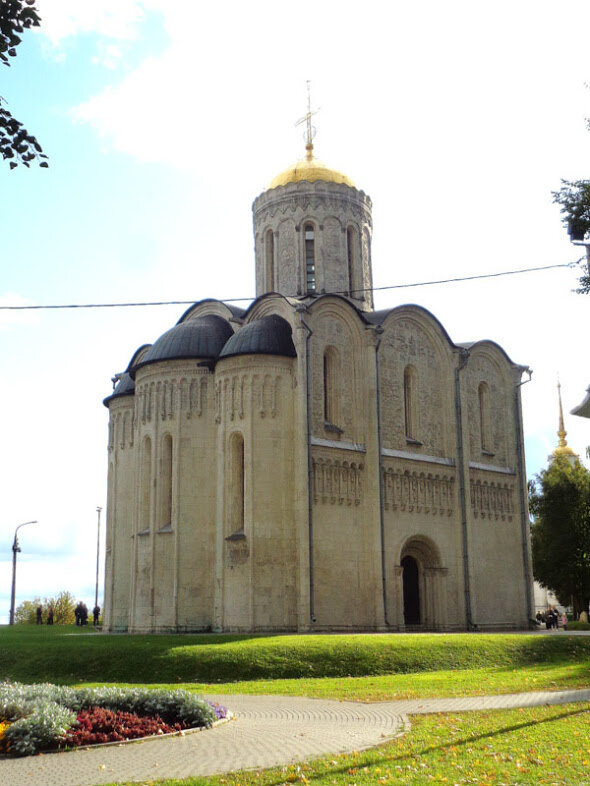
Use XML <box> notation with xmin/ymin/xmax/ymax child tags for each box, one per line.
<box><xmin>0</xmin><ymin>261</ymin><xmax>576</xmax><ymax>311</ymax></box>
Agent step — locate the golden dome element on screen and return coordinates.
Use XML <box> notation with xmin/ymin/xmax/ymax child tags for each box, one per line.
<box><xmin>268</xmin><ymin>143</ymin><xmax>355</xmax><ymax>190</ymax></box>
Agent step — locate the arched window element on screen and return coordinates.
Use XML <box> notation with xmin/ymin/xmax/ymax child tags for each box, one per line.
<box><xmin>404</xmin><ymin>365</ymin><xmax>418</xmax><ymax>441</ymax></box>
<box><xmin>230</xmin><ymin>432</ymin><xmax>245</xmax><ymax>532</ymax></box>
<box><xmin>139</xmin><ymin>436</ymin><xmax>152</xmax><ymax>533</ymax></box>
<box><xmin>478</xmin><ymin>382</ymin><xmax>492</xmax><ymax>452</ymax></box>
<box><xmin>160</xmin><ymin>434</ymin><xmax>173</xmax><ymax>528</ymax></box>
<box><xmin>304</xmin><ymin>223</ymin><xmax>316</xmax><ymax>293</ymax></box>
<box><xmin>323</xmin><ymin>347</ymin><xmax>340</xmax><ymax>427</ymax></box>
<box><xmin>346</xmin><ymin>226</ymin><xmax>357</xmax><ymax>297</ymax></box>
<box><xmin>265</xmin><ymin>229</ymin><xmax>275</xmax><ymax>291</ymax></box>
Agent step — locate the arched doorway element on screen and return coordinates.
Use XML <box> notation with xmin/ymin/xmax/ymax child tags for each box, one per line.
<box><xmin>399</xmin><ymin>536</ymin><xmax>447</xmax><ymax>630</ymax></box>
<box><xmin>401</xmin><ymin>555</ymin><xmax>420</xmax><ymax>625</ymax></box>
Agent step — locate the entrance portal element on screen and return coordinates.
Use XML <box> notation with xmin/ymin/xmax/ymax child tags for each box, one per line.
<box><xmin>398</xmin><ymin>535</ymin><xmax>446</xmax><ymax>630</ymax></box>
<box><xmin>401</xmin><ymin>555</ymin><xmax>420</xmax><ymax>625</ymax></box>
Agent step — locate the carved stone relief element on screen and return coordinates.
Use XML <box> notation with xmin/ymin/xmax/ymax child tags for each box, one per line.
<box><xmin>379</xmin><ymin>321</ymin><xmax>445</xmax><ymax>457</ymax></box>
<box><xmin>278</xmin><ymin>219</ymin><xmax>298</xmax><ymax>297</ymax></box>
<box><xmin>466</xmin><ymin>357</ymin><xmax>510</xmax><ymax>465</ymax></box>
<box><xmin>312</xmin><ymin>456</ymin><xmax>363</xmax><ymax>505</ymax></box>
<box><xmin>215</xmin><ymin>373</ymin><xmax>283</xmax><ymax>424</ymax></box>
<box><xmin>382</xmin><ymin>467</ymin><xmax>454</xmax><ymax>515</ymax></box>
<box><xmin>470</xmin><ymin>477</ymin><xmax>514</xmax><ymax>521</ymax></box>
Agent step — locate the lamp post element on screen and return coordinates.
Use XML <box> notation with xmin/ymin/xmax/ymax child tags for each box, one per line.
<box><xmin>9</xmin><ymin>520</ymin><xmax>37</xmax><ymax>625</ymax></box>
<box><xmin>94</xmin><ymin>507</ymin><xmax>102</xmax><ymax>612</ymax></box>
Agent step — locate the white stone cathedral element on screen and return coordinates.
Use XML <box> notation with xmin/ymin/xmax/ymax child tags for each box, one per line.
<box><xmin>103</xmin><ymin>137</ymin><xmax>534</xmax><ymax>633</ymax></box>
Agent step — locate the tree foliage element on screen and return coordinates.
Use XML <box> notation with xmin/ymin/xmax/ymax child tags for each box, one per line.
<box><xmin>0</xmin><ymin>0</ymin><xmax>47</xmax><ymax>168</ymax></box>
<box><xmin>552</xmin><ymin>180</ymin><xmax>590</xmax><ymax>294</ymax></box>
<box><xmin>14</xmin><ymin>596</ymin><xmax>43</xmax><ymax>624</ymax></box>
<box><xmin>529</xmin><ymin>456</ymin><xmax>590</xmax><ymax>616</ymax></box>
<box><xmin>15</xmin><ymin>590</ymin><xmax>77</xmax><ymax>624</ymax></box>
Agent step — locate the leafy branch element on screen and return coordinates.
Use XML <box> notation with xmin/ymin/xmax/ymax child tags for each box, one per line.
<box><xmin>0</xmin><ymin>0</ymin><xmax>47</xmax><ymax>168</ymax></box>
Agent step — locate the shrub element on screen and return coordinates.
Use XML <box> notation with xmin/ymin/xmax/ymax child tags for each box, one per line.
<box><xmin>0</xmin><ymin>681</ymin><xmax>226</xmax><ymax>756</ymax></box>
<box><xmin>4</xmin><ymin>700</ymin><xmax>76</xmax><ymax>756</ymax></box>
<box><xmin>64</xmin><ymin>707</ymin><xmax>182</xmax><ymax>747</ymax></box>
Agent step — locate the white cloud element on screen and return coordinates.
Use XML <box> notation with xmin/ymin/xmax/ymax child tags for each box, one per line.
<box><xmin>91</xmin><ymin>42</ymin><xmax>124</xmax><ymax>70</ymax></box>
<box><xmin>0</xmin><ymin>293</ymin><xmax>40</xmax><ymax>328</ymax></box>
<box><xmin>35</xmin><ymin>0</ymin><xmax>146</xmax><ymax>44</ymax></box>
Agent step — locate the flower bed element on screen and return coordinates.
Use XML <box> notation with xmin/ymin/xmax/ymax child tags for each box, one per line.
<box><xmin>0</xmin><ymin>682</ymin><xmax>227</xmax><ymax>757</ymax></box>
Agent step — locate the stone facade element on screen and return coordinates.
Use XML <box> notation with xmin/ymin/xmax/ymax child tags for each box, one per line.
<box><xmin>103</xmin><ymin>151</ymin><xmax>534</xmax><ymax>633</ymax></box>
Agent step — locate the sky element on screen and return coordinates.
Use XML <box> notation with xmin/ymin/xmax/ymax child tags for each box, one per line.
<box><xmin>1</xmin><ymin>0</ymin><xmax>590</xmax><ymax>623</ymax></box>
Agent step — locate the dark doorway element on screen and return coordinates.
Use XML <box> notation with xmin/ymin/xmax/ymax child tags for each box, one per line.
<box><xmin>402</xmin><ymin>555</ymin><xmax>421</xmax><ymax>625</ymax></box>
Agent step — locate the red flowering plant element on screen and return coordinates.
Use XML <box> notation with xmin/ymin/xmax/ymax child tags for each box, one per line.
<box><xmin>0</xmin><ymin>682</ymin><xmax>227</xmax><ymax>757</ymax></box>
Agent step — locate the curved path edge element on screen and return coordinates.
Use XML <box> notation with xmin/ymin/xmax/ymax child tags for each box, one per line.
<box><xmin>1</xmin><ymin>689</ymin><xmax>589</xmax><ymax>786</ymax></box>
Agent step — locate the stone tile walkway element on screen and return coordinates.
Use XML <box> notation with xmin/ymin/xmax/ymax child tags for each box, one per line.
<box><xmin>1</xmin><ymin>689</ymin><xmax>589</xmax><ymax>786</ymax></box>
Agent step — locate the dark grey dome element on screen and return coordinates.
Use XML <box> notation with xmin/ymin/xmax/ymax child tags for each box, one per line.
<box><xmin>103</xmin><ymin>344</ymin><xmax>152</xmax><ymax>407</ymax></box>
<box><xmin>219</xmin><ymin>315</ymin><xmax>296</xmax><ymax>360</ymax></box>
<box><xmin>103</xmin><ymin>372</ymin><xmax>135</xmax><ymax>407</ymax></box>
<box><xmin>131</xmin><ymin>315</ymin><xmax>233</xmax><ymax>378</ymax></box>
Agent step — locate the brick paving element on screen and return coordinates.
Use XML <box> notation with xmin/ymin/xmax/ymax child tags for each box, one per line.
<box><xmin>0</xmin><ymin>689</ymin><xmax>588</xmax><ymax>786</ymax></box>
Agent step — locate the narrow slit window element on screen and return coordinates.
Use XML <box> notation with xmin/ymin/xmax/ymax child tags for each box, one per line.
<box><xmin>304</xmin><ymin>223</ymin><xmax>316</xmax><ymax>293</ymax></box>
<box><xmin>404</xmin><ymin>365</ymin><xmax>418</xmax><ymax>440</ymax></box>
<box><xmin>265</xmin><ymin>229</ymin><xmax>275</xmax><ymax>291</ymax></box>
<box><xmin>139</xmin><ymin>436</ymin><xmax>151</xmax><ymax>532</ymax></box>
<box><xmin>323</xmin><ymin>347</ymin><xmax>339</xmax><ymax>427</ymax></box>
<box><xmin>230</xmin><ymin>432</ymin><xmax>245</xmax><ymax>532</ymax></box>
<box><xmin>160</xmin><ymin>434</ymin><xmax>173</xmax><ymax>528</ymax></box>
<box><xmin>347</xmin><ymin>226</ymin><xmax>356</xmax><ymax>296</ymax></box>
<box><xmin>479</xmin><ymin>382</ymin><xmax>491</xmax><ymax>452</ymax></box>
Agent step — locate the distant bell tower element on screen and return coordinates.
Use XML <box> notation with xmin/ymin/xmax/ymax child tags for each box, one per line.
<box><xmin>551</xmin><ymin>381</ymin><xmax>579</xmax><ymax>466</ymax></box>
<box><xmin>252</xmin><ymin>86</ymin><xmax>374</xmax><ymax>311</ymax></box>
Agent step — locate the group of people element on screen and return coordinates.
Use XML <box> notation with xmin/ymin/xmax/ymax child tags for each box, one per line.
<box><xmin>36</xmin><ymin>605</ymin><xmax>53</xmax><ymax>625</ymax></box>
<box><xmin>75</xmin><ymin>602</ymin><xmax>101</xmax><ymax>626</ymax></box>
<box><xmin>536</xmin><ymin>607</ymin><xmax>568</xmax><ymax>630</ymax></box>
<box><xmin>34</xmin><ymin>602</ymin><xmax>100</xmax><ymax>625</ymax></box>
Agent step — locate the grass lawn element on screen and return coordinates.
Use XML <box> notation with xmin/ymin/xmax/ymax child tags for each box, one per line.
<box><xmin>107</xmin><ymin>703</ymin><xmax>590</xmax><ymax>786</ymax></box>
<box><xmin>98</xmin><ymin>660</ymin><xmax>590</xmax><ymax>703</ymax></box>
<box><xmin>2</xmin><ymin>627</ymin><xmax>590</xmax><ymax>784</ymax></box>
<box><xmin>1</xmin><ymin>626</ymin><xmax>590</xmax><ymax>694</ymax></box>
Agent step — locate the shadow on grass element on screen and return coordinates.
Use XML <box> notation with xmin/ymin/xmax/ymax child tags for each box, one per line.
<box><xmin>261</xmin><ymin>705</ymin><xmax>590</xmax><ymax>786</ymax></box>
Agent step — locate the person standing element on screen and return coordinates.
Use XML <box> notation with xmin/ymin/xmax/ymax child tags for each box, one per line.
<box><xmin>93</xmin><ymin>605</ymin><xmax>100</xmax><ymax>625</ymax></box>
<box><xmin>46</xmin><ymin>606</ymin><xmax>54</xmax><ymax>625</ymax></box>
<box><xmin>36</xmin><ymin>605</ymin><xmax>43</xmax><ymax>625</ymax></box>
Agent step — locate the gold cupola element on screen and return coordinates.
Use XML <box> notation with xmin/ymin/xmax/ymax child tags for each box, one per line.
<box><xmin>267</xmin><ymin>141</ymin><xmax>355</xmax><ymax>190</ymax></box>
<box><xmin>552</xmin><ymin>381</ymin><xmax>578</xmax><ymax>464</ymax></box>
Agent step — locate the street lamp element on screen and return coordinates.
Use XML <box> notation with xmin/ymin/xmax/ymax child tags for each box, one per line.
<box><xmin>9</xmin><ymin>520</ymin><xmax>37</xmax><ymax>625</ymax></box>
<box><xmin>94</xmin><ymin>507</ymin><xmax>102</xmax><ymax>613</ymax></box>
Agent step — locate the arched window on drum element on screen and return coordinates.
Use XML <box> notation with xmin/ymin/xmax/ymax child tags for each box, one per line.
<box><xmin>346</xmin><ymin>226</ymin><xmax>358</xmax><ymax>297</ymax></box>
<box><xmin>265</xmin><ymin>229</ymin><xmax>275</xmax><ymax>291</ymax></box>
<box><xmin>304</xmin><ymin>223</ymin><xmax>316</xmax><ymax>293</ymax></box>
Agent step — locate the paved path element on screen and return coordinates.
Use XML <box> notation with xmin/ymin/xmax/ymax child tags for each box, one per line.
<box><xmin>1</xmin><ymin>689</ymin><xmax>589</xmax><ymax>786</ymax></box>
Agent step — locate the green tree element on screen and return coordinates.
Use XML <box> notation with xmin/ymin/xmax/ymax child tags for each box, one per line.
<box><xmin>530</xmin><ymin>456</ymin><xmax>590</xmax><ymax>616</ymax></box>
<box><xmin>15</xmin><ymin>590</ymin><xmax>77</xmax><ymax>624</ymax></box>
<box><xmin>0</xmin><ymin>0</ymin><xmax>47</xmax><ymax>168</ymax></box>
<box><xmin>47</xmin><ymin>590</ymin><xmax>76</xmax><ymax>624</ymax></box>
<box><xmin>552</xmin><ymin>180</ymin><xmax>590</xmax><ymax>294</ymax></box>
<box><xmin>14</xmin><ymin>596</ymin><xmax>43</xmax><ymax>624</ymax></box>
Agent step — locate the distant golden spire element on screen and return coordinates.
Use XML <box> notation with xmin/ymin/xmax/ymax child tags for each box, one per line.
<box><xmin>295</xmin><ymin>80</ymin><xmax>318</xmax><ymax>160</ymax></box>
<box><xmin>553</xmin><ymin>380</ymin><xmax>578</xmax><ymax>461</ymax></box>
<box><xmin>267</xmin><ymin>84</ymin><xmax>355</xmax><ymax>191</ymax></box>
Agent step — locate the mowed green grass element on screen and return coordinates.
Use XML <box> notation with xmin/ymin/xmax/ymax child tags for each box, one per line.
<box><xmin>110</xmin><ymin>703</ymin><xmax>590</xmax><ymax>786</ymax></box>
<box><xmin>0</xmin><ymin>626</ymin><xmax>589</xmax><ymax>700</ymax></box>
<box><xmin>2</xmin><ymin>627</ymin><xmax>590</xmax><ymax>785</ymax></box>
